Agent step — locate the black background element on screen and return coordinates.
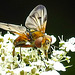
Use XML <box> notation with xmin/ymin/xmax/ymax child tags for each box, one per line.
<box><xmin>0</xmin><ymin>0</ymin><xmax>75</xmax><ymax>75</ymax></box>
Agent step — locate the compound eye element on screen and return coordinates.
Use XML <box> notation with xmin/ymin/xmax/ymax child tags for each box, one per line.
<box><xmin>35</xmin><ymin>37</ymin><xmax>43</xmax><ymax>48</ymax></box>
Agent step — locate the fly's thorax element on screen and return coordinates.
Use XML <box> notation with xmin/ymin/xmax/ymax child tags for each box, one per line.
<box><xmin>31</xmin><ymin>31</ymin><xmax>44</xmax><ymax>40</ymax></box>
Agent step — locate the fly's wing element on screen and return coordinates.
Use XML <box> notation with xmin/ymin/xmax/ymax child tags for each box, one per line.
<box><xmin>0</xmin><ymin>22</ymin><xmax>26</xmax><ymax>34</ymax></box>
<box><xmin>25</xmin><ymin>5</ymin><xmax>47</xmax><ymax>33</ymax></box>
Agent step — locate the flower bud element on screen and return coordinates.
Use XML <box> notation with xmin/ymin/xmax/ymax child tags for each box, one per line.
<box><xmin>1</xmin><ymin>54</ymin><xmax>5</xmax><ymax>61</ymax></box>
<box><xmin>31</xmin><ymin>68</ymin><xmax>36</xmax><ymax>74</ymax></box>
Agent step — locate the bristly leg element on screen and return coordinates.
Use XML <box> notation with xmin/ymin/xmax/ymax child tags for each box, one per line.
<box><xmin>20</xmin><ymin>47</ymin><xmax>22</xmax><ymax>61</ymax></box>
<box><xmin>12</xmin><ymin>47</ymin><xmax>15</xmax><ymax>64</ymax></box>
<box><xmin>44</xmin><ymin>50</ymin><xmax>48</xmax><ymax>61</ymax></box>
<box><xmin>48</xmin><ymin>47</ymin><xmax>52</xmax><ymax>59</ymax></box>
<box><xmin>40</xmin><ymin>55</ymin><xmax>47</xmax><ymax>68</ymax></box>
<box><xmin>38</xmin><ymin>50</ymin><xmax>47</xmax><ymax>68</ymax></box>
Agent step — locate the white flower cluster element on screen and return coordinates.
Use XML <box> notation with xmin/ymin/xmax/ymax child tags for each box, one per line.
<box><xmin>0</xmin><ymin>32</ymin><xmax>75</xmax><ymax>75</ymax></box>
<box><xmin>59</xmin><ymin>36</ymin><xmax>75</xmax><ymax>52</ymax></box>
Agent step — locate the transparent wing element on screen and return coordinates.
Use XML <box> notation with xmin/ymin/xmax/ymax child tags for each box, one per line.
<box><xmin>25</xmin><ymin>5</ymin><xmax>47</xmax><ymax>33</ymax></box>
<box><xmin>0</xmin><ymin>22</ymin><xmax>26</xmax><ymax>33</ymax></box>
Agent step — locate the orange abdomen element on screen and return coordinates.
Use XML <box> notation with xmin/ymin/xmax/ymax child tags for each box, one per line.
<box><xmin>14</xmin><ymin>33</ymin><xmax>30</xmax><ymax>46</ymax></box>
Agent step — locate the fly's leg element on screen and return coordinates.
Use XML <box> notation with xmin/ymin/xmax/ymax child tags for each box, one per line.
<box><xmin>20</xmin><ymin>47</ymin><xmax>22</xmax><ymax>61</ymax></box>
<box><xmin>12</xmin><ymin>47</ymin><xmax>15</xmax><ymax>64</ymax></box>
<box><xmin>38</xmin><ymin>50</ymin><xmax>47</xmax><ymax>68</ymax></box>
<box><xmin>44</xmin><ymin>50</ymin><xmax>48</xmax><ymax>61</ymax></box>
<box><xmin>14</xmin><ymin>44</ymin><xmax>33</xmax><ymax>62</ymax></box>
